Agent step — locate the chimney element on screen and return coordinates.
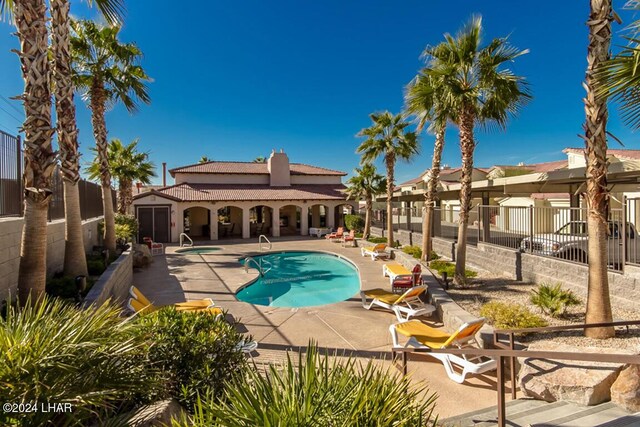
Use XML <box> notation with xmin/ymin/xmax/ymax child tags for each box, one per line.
<box><xmin>162</xmin><ymin>162</ymin><xmax>167</xmax><ymax>187</ymax></box>
<box><xmin>267</xmin><ymin>149</ymin><xmax>290</xmax><ymax>187</ymax></box>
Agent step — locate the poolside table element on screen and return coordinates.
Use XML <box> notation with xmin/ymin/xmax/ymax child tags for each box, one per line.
<box><xmin>309</xmin><ymin>227</ymin><xmax>331</xmax><ymax>238</ymax></box>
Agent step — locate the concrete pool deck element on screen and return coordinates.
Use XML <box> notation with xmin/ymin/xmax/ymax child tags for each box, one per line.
<box><xmin>133</xmin><ymin>236</ymin><xmax>505</xmax><ymax>418</ymax></box>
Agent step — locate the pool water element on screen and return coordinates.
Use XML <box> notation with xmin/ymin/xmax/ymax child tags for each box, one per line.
<box><xmin>236</xmin><ymin>251</ymin><xmax>360</xmax><ymax>308</ymax></box>
<box><xmin>175</xmin><ymin>247</ymin><xmax>221</xmax><ymax>254</ymax></box>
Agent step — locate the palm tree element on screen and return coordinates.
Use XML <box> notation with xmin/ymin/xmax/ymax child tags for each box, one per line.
<box><xmin>423</xmin><ymin>16</ymin><xmax>530</xmax><ymax>285</ymax></box>
<box><xmin>71</xmin><ymin>19</ymin><xmax>151</xmax><ymax>254</ymax></box>
<box><xmin>51</xmin><ymin>0</ymin><xmax>123</xmax><ymax>278</ymax></box>
<box><xmin>345</xmin><ymin>164</ymin><xmax>385</xmax><ymax>239</ymax></box>
<box><xmin>356</xmin><ymin>112</ymin><xmax>419</xmax><ymax>246</ymax></box>
<box><xmin>253</xmin><ymin>156</ymin><xmax>266</xmax><ymax>163</ymax></box>
<box><xmin>199</xmin><ymin>156</ymin><xmax>211</xmax><ymax>164</ymax></box>
<box><xmin>2</xmin><ymin>0</ymin><xmax>57</xmax><ymax>302</ymax></box>
<box><xmin>404</xmin><ymin>71</ymin><xmax>454</xmax><ymax>262</ymax></box>
<box><xmin>582</xmin><ymin>0</ymin><xmax>617</xmax><ymax>338</ymax></box>
<box><xmin>87</xmin><ymin>138</ymin><xmax>156</xmax><ymax>214</ymax></box>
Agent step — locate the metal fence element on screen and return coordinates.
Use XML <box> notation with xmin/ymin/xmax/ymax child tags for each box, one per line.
<box><xmin>0</xmin><ymin>130</ymin><xmax>114</xmax><ymax>221</ymax></box>
<box><xmin>0</xmin><ymin>130</ymin><xmax>22</xmax><ymax>217</ymax></box>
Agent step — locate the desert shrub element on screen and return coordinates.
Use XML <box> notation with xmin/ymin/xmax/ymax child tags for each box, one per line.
<box><xmin>136</xmin><ymin>307</ymin><xmax>250</xmax><ymax>410</ymax></box>
<box><xmin>367</xmin><ymin>236</ymin><xmax>388</xmax><ymax>244</ymax></box>
<box><xmin>344</xmin><ymin>214</ymin><xmax>365</xmax><ymax>232</ymax></box>
<box><xmin>0</xmin><ymin>296</ymin><xmax>160</xmax><ymax>426</ymax></box>
<box><xmin>402</xmin><ymin>245</ymin><xmax>422</xmax><ymax>259</ymax></box>
<box><xmin>99</xmin><ymin>214</ymin><xmax>138</xmax><ymax>247</ymax></box>
<box><xmin>480</xmin><ymin>301</ymin><xmax>548</xmax><ymax>331</ymax></box>
<box><xmin>171</xmin><ymin>344</ymin><xmax>438</xmax><ymax>427</ymax></box>
<box><xmin>429</xmin><ymin>260</ymin><xmax>476</xmax><ymax>279</ymax></box>
<box><xmin>530</xmin><ymin>283</ymin><xmax>580</xmax><ymax>318</ymax></box>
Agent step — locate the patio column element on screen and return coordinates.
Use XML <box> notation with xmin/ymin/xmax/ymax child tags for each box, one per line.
<box><xmin>300</xmin><ymin>205</ymin><xmax>309</xmax><ymax>235</ymax></box>
<box><xmin>242</xmin><ymin>207</ymin><xmax>251</xmax><ymax>239</ymax></box>
<box><xmin>481</xmin><ymin>193</ymin><xmax>491</xmax><ymax>243</ymax></box>
<box><xmin>433</xmin><ymin>199</ymin><xmax>442</xmax><ymax>237</ymax></box>
<box><xmin>209</xmin><ymin>207</ymin><xmax>218</xmax><ymax>240</ymax></box>
<box><xmin>311</xmin><ymin>205</ymin><xmax>321</xmax><ymax>227</ymax></box>
<box><xmin>405</xmin><ymin>201</ymin><xmax>412</xmax><ymax>230</ymax></box>
<box><xmin>272</xmin><ymin>206</ymin><xmax>281</xmax><ymax>237</ymax></box>
<box><xmin>327</xmin><ymin>203</ymin><xmax>336</xmax><ymax>229</ymax></box>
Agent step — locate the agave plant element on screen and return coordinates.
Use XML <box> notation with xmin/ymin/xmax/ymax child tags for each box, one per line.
<box><xmin>0</xmin><ymin>296</ymin><xmax>161</xmax><ymax>426</ymax></box>
<box><xmin>530</xmin><ymin>283</ymin><xmax>581</xmax><ymax>318</ymax></box>
<box><xmin>172</xmin><ymin>343</ymin><xmax>438</xmax><ymax>427</ymax></box>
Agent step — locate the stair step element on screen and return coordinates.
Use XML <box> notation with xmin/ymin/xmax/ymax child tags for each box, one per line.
<box><xmin>531</xmin><ymin>402</ymin><xmax>620</xmax><ymax>426</ymax></box>
<box><xmin>439</xmin><ymin>399</ymin><xmax>551</xmax><ymax>426</ymax></box>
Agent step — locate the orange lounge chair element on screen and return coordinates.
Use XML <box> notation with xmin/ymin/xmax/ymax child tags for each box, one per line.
<box><xmin>341</xmin><ymin>230</ymin><xmax>356</xmax><ymax>247</ymax></box>
<box><xmin>325</xmin><ymin>227</ymin><xmax>344</xmax><ymax>241</ymax></box>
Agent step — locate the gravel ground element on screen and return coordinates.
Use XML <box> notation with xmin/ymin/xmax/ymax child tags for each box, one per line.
<box><xmin>441</xmin><ymin>268</ymin><xmax>640</xmax><ymax>352</ymax></box>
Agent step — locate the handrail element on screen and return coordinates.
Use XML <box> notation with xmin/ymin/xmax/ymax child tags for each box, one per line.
<box><xmin>179</xmin><ymin>233</ymin><xmax>193</xmax><ymax>247</ymax></box>
<box><xmin>259</xmin><ymin>234</ymin><xmax>272</xmax><ymax>252</ymax></box>
<box><xmin>391</xmin><ymin>321</ymin><xmax>640</xmax><ymax>427</ymax></box>
<box><xmin>244</xmin><ymin>256</ymin><xmax>271</xmax><ymax>277</ymax></box>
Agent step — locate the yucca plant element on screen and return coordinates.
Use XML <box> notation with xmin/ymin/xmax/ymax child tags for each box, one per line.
<box><xmin>0</xmin><ymin>296</ymin><xmax>161</xmax><ymax>426</ymax></box>
<box><xmin>172</xmin><ymin>343</ymin><xmax>438</xmax><ymax>427</ymax></box>
<box><xmin>530</xmin><ymin>283</ymin><xmax>581</xmax><ymax>318</ymax></box>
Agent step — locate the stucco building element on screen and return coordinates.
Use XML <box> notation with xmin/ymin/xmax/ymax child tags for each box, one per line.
<box><xmin>132</xmin><ymin>150</ymin><xmax>355</xmax><ymax>242</ymax></box>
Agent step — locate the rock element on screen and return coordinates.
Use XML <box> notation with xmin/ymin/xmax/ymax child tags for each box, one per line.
<box><xmin>611</xmin><ymin>364</ymin><xmax>640</xmax><ymax>412</ymax></box>
<box><xmin>519</xmin><ymin>342</ymin><xmax>633</xmax><ymax>406</ymax></box>
<box><xmin>132</xmin><ymin>243</ymin><xmax>153</xmax><ymax>268</ymax></box>
<box><xmin>124</xmin><ymin>399</ymin><xmax>187</xmax><ymax>427</ymax></box>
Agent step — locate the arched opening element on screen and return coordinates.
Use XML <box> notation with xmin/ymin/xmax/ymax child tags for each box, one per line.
<box><xmin>249</xmin><ymin>205</ymin><xmax>274</xmax><ymax>237</ymax></box>
<box><xmin>217</xmin><ymin>205</ymin><xmax>243</xmax><ymax>238</ymax></box>
<box><xmin>334</xmin><ymin>204</ymin><xmax>355</xmax><ymax>228</ymax></box>
<box><xmin>309</xmin><ymin>204</ymin><xmax>328</xmax><ymax>228</ymax></box>
<box><xmin>279</xmin><ymin>204</ymin><xmax>302</xmax><ymax>236</ymax></box>
<box><xmin>183</xmin><ymin>206</ymin><xmax>211</xmax><ymax>240</ymax></box>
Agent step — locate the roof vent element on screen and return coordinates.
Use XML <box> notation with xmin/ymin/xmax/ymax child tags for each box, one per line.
<box><xmin>517</xmin><ymin>162</ymin><xmax>525</xmax><ymax>166</ymax></box>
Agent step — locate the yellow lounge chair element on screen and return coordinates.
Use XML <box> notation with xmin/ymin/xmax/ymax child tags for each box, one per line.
<box><xmin>360</xmin><ymin>243</ymin><xmax>389</xmax><ymax>260</ymax></box>
<box><xmin>389</xmin><ymin>318</ymin><xmax>497</xmax><ymax>384</ymax></box>
<box><xmin>129</xmin><ymin>285</ymin><xmax>214</xmax><ymax>309</ymax></box>
<box><xmin>360</xmin><ymin>285</ymin><xmax>435</xmax><ymax>321</ymax></box>
<box><xmin>127</xmin><ymin>298</ymin><xmax>224</xmax><ymax>317</ymax></box>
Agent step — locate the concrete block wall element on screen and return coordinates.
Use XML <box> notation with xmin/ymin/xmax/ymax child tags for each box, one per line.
<box><xmin>0</xmin><ymin>216</ymin><xmax>102</xmax><ymax>301</ymax></box>
<box><xmin>83</xmin><ymin>249</ymin><xmax>132</xmax><ymax>308</ymax></box>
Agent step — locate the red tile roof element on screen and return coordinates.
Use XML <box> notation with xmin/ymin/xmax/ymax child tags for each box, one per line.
<box><xmin>491</xmin><ymin>160</ymin><xmax>567</xmax><ymax>174</ymax></box>
<box><xmin>169</xmin><ymin>161</ymin><xmax>346</xmax><ymax>176</ymax></box>
<box><xmin>564</xmin><ymin>147</ymin><xmax>640</xmax><ymax>160</ymax></box>
<box><xmin>134</xmin><ymin>183</ymin><xmax>348</xmax><ymax>202</ymax></box>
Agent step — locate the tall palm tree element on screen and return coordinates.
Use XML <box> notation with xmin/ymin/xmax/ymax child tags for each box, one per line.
<box><xmin>199</xmin><ymin>156</ymin><xmax>211</xmax><ymax>164</ymax></box>
<box><xmin>87</xmin><ymin>138</ymin><xmax>156</xmax><ymax>214</ymax></box>
<box><xmin>2</xmin><ymin>0</ymin><xmax>57</xmax><ymax>302</ymax></box>
<box><xmin>356</xmin><ymin>112</ymin><xmax>419</xmax><ymax>246</ymax></box>
<box><xmin>405</xmin><ymin>71</ymin><xmax>454</xmax><ymax>262</ymax></box>
<box><xmin>423</xmin><ymin>16</ymin><xmax>530</xmax><ymax>285</ymax></box>
<box><xmin>345</xmin><ymin>164</ymin><xmax>385</xmax><ymax>239</ymax></box>
<box><xmin>71</xmin><ymin>19</ymin><xmax>151</xmax><ymax>254</ymax></box>
<box><xmin>51</xmin><ymin>0</ymin><xmax>123</xmax><ymax>278</ymax></box>
<box><xmin>583</xmin><ymin>0</ymin><xmax>617</xmax><ymax>339</ymax></box>
<box><xmin>253</xmin><ymin>156</ymin><xmax>266</xmax><ymax>163</ymax></box>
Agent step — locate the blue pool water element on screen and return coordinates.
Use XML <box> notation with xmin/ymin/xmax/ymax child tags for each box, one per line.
<box><xmin>175</xmin><ymin>247</ymin><xmax>221</xmax><ymax>254</ymax></box>
<box><xmin>236</xmin><ymin>251</ymin><xmax>360</xmax><ymax>308</ymax></box>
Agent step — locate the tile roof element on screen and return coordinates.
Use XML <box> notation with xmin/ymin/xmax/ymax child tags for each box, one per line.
<box><xmin>531</xmin><ymin>193</ymin><xmax>570</xmax><ymax>200</ymax></box>
<box><xmin>491</xmin><ymin>160</ymin><xmax>567</xmax><ymax>174</ymax></box>
<box><xmin>168</xmin><ymin>161</ymin><xmax>346</xmax><ymax>176</ymax></box>
<box><xmin>564</xmin><ymin>147</ymin><xmax>640</xmax><ymax>160</ymax></box>
<box><xmin>134</xmin><ymin>183</ymin><xmax>348</xmax><ymax>202</ymax></box>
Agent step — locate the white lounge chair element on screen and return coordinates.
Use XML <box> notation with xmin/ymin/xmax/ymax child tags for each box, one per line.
<box><xmin>389</xmin><ymin>318</ymin><xmax>497</xmax><ymax>384</ymax></box>
<box><xmin>360</xmin><ymin>285</ymin><xmax>435</xmax><ymax>321</ymax></box>
<box><xmin>360</xmin><ymin>243</ymin><xmax>389</xmax><ymax>260</ymax></box>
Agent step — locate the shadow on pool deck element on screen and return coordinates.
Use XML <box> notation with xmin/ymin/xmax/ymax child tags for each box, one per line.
<box><xmin>132</xmin><ymin>236</ymin><xmax>508</xmax><ymax>418</ymax></box>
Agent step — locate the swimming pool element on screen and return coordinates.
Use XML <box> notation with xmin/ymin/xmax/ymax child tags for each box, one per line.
<box><xmin>175</xmin><ymin>246</ymin><xmax>222</xmax><ymax>254</ymax></box>
<box><xmin>236</xmin><ymin>251</ymin><xmax>360</xmax><ymax>308</ymax></box>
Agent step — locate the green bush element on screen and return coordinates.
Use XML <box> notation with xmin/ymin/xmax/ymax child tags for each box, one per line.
<box><xmin>0</xmin><ymin>296</ymin><xmax>161</xmax><ymax>426</ymax></box>
<box><xmin>171</xmin><ymin>344</ymin><xmax>438</xmax><ymax>427</ymax></box>
<box><xmin>136</xmin><ymin>307</ymin><xmax>250</xmax><ymax>411</ymax></box>
<box><xmin>87</xmin><ymin>259</ymin><xmax>106</xmax><ymax>275</ymax></box>
<box><xmin>530</xmin><ymin>283</ymin><xmax>580</xmax><ymax>318</ymax></box>
<box><xmin>402</xmin><ymin>245</ymin><xmax>422</xmax><ymax>259</ymax></box>
<box><xmin>480</xmin><ymin>301</ymin><xmax>548</xmax><ymax>331</ymax></box>
<box><xmin>368</xmin><ymin>236</ymin><xmax>387</xmax><ymax>244</ymax></box>
<box><xmin>99</xmin><ymin>214</ymin><xmax>138</xmax><ymax>246</ymax></box>
<box><xmin>344</xmin><ymin>214</ymin><xmax>365</xmax><ymax>232</ymax></box>
<box><xmin>429</xmin><ymin>260</ymin><xmax>476</xmax><ymax>279</ymax></box>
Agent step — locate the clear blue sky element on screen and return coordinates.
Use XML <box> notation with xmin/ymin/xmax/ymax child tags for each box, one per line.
<box><xmin>0</xmin><ymin>1</ymin><xmax>639</xmax><ymax>185</ymax></box>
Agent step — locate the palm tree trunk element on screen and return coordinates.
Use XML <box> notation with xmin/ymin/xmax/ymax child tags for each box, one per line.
<box><xmin>52</xmin><ymin>0</ymin><xmax>88</xmax><ymax>278</ymax></box>
<box><xmin>455</xmin><ymin>107</ymin><xmax>475</xmax><ymax>285</ymax></box>
<box><xmin>363</xmin><ymin>196</ymin><xmax>372</xmax><ymax>239</ymax></box>
<box><xmin>422</xmin><ymin>128</ymin><xmax>445</xmax><ymax>262</ymax></box>
<box><xmin>584</xmin><ymin>0</ymin><xmax>614</xmax><ymax>339</ymax></box>
<box><xmin>118</xmin><ymin>178</ymin><xmax>134</xmax><ymax>214</ymax></box>
<box><xmin>89</xmin><ymin>82</ymin><xmax>117</xmax><ymax>253</ymax></box>
<box><xmin>15</xmin><ymin>0</ymin><xmax>57</xmax><ymax>303</ymax></box>
<box><xmin>385</xmin><ymin>156</ymin><xmax>395</xmax><ymax>246</ymax></box>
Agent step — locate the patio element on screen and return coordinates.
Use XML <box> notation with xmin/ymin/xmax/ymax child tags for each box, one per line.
<box><xmin>132</xmin><ymin>236</ymin><xmax>502</xmax><ymax>418</ymax></box>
